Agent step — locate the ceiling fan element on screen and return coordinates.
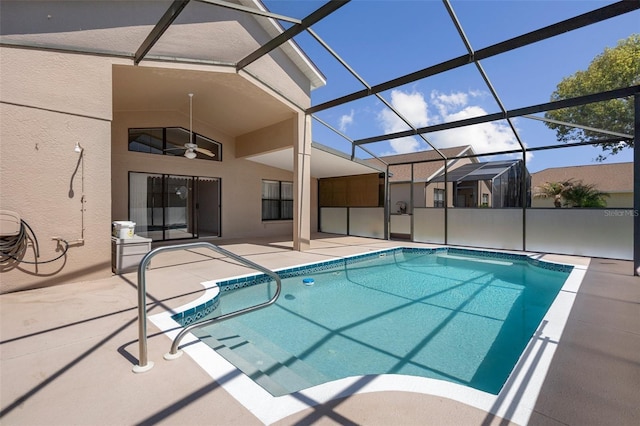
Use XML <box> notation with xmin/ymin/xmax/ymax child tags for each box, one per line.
<box><xmin>183</xmin><ymin>142</ymin><xmax>214</xmax><ymax>159</ymax></box>
<box><xmin>169</xmin><ymin>93</ymin><xmax>215</xmax><ymax>159</ymax></box>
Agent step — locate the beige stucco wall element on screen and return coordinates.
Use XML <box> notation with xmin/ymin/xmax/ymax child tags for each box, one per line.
<box><xmin>389</xmin><ymin>183</ymin><xmax>426</xmax><ymax>212</ymax></box>
<box><xmin>606</xmin><ymin>193</ymin><xmax>634</xmax><ymax>208</ymax></box>
<box><xmin>0</xmin><ymin>47</ymin><xmax>126</xmax><ymax>293</ymax></box>
<box><xmin>424</xmin><ymin>182</ymin><xmax>453</xmax><ymax>207</ymax></box>
<box><xmin>112</xmin><ymin>110</ymin><xmax>312</xmax><ymax>240</ymax></box>
<box><xmin>236</xmin><ymin>118</ymin><xmax>295</xmax><ymax>158</ymax></box>
<box><xmin>478</xmin><ymin>180</ymin><xmax>492</xmax><ymax>206</ymax></box>
<box><xmin>1</xmin><ymin>3</ymin><xmax>320</xmax><ymax>292</ymax></box>
<box><xmin>1</xmin><ymin>47</ymin><xmax>316</xmax><ymax>293</ymax></box>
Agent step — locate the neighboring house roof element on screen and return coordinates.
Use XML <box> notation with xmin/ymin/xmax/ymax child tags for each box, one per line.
<box><xmin>430</xmin><ymin>159</ymin><xmax>523</xmax><ymax>183</ymax></box>
<box><xmin>531</xmin><ymin>162</ymin><xmax>633</xmax><ymax>193</ymax></box>
<box><xmin>370</xmin><ymin>146</ymin><xmax>474</xmax><ymax>182</ymax></box>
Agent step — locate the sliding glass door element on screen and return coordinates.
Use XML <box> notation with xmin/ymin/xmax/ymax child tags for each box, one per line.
<box><xmin>129</xmin><ymin>172</ymin><xmax>220</xmax><ymax>241</ymax></box>
<box><xmin>165</xmin><ymin>176</ymin><xmax>193</xmax><ymax>239</ymax></box>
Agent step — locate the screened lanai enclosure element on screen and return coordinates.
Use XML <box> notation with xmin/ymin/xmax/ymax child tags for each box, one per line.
<box><xmin>299</xmin><ymin>0</ymin><xmax>638</xmax><ymax>270</ymax></box>
<box><xmin>2</xmin><ymin>0</ymin><xmax>637</xmax><ymax>273</ymax></box>
<box><xmin>427</xmin><ymin>159</ymin><xmax>530</xmax><ymax>208</ymax></box>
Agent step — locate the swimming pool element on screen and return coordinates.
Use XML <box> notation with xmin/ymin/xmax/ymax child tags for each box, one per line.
<box><xmin>168</xmin><ymin>247</ymin><xmax>572</xmax><ymax>395</ymax></box>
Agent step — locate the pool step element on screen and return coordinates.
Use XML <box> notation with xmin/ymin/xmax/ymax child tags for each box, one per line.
<box><xmin>437</xmin><ymin>253</ymin><xmax>513</xmax><ymax>266</ymax></box>
<box><xmin>193</xmin><ymin>322</ymin><xmax>331</xmax><ymax>397</ymax></box>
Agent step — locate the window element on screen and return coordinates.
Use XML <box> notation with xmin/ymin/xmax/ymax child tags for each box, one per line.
<box><xmin>262</xmin><ymin>180</ymin><xmax>293</xmax><ymax>220</ymax></box>
<box><xmin>128</xmin><ymin>128</ymin><xmax>164</xmax><ymax>154</ymax></box>
<box><xmin>128</xmin><ymin>127</ymin><xmax>221</xmax><ymax>161</ymax></box>
<box><xmin>434</xmin><ymin>188</ymin><xmax>445</xmax><ymax>207</ymax></box>
<box><xmin>482</xmin><ymin>193</ymin><xmax>489</xmax><ymax>207</ymax></box>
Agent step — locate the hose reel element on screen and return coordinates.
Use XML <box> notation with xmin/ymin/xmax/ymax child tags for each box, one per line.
<box><xmin>0</xmin><ymin>210</ymin><xmax>69</xmax><ymax>266</ymax></box>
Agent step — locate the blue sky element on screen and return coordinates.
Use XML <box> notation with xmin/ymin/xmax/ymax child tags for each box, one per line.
<box><xmin>263</xmin><ymin>0</ymin><xmax>638</xmax><ymax>172</ymax></box>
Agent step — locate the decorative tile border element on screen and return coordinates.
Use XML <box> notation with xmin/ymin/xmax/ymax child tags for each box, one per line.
<box><xmin>171</xmin><ymin>295</ymin><xmax>220</xmax><ymax>326</ymax></box>
<box><xmin>526</xmin><ymin>257</ymin><xmax>574</xmax><ymax>272</ymax></box>
<box><xmin>171</xmin><ymin>246</ymin><xmax>573</xmax><ymax>326</ymax></box>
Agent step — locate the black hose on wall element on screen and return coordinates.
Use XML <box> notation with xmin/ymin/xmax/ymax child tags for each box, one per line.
<box><xmin>0</xmin><ymin>219</ymin><xmax>69</xmax><ymax>266</ymax></box>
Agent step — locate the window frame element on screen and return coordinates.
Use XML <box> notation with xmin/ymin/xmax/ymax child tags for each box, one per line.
<box><xmin>128</xmin><ymin>127</ymin><xmax>222</xmax><ymax>162</ymax></box>
<box><xmin>261</xmin><ymin>180</ymin><xmax>293</xmax><ymax>221</ymax></box>
<box><xmin>482</xmin><ymin>193</ymin><xmax>489</xmax><ymax>207</ymax></box>
<box><xmin>433</xmin><ymin>188</ymin><xmax>445</xmax><ymax>208</ymax></box>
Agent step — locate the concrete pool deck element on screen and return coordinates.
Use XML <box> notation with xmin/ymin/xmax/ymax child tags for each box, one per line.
<box><xmin>1</xmin><ymin>234</ymin><xmax>638</xmax><ymax>425</ymax></box>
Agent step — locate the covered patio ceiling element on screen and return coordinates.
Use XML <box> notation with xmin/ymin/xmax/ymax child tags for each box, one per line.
<box><xmin>112</xmin><ymin>64</ymin><xmax>296</xmax><ymax>138</ymax></box>
<box><xmin>112</xmin><ymin>63</ymin><xmax>382</xmax><ymax>178</ymax></box>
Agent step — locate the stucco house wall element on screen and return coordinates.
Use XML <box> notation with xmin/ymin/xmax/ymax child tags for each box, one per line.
<box><xmin>423</xmin><ymin>182</ymin><xmax>452</xmax><ymax>207</ymax></box>
<box><xmin>0</xmin><ymin>1</ymin><xmax>321</xmax><ymax>293</ymax></box>
<box><xmin>1</xmin><ymin>47</ymin><xmax>128</xmax><ymax>292</ymax></box>
<box><xmin>423</xmin><ymin>156</ymin><xmax>477</xmax><ymax>208</ymax></box>
<box><xmin>478</xmin><ymin>180</ymin><xmax>492</xmax><ymax>207</ymax></box>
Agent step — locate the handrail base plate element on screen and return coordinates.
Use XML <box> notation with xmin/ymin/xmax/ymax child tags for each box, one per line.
<box><xmin>132</xmin><ymin>361</ymin><xmax>154</xmax><ymax>374</ymax></box>
<box><xmin>164</xmin><ymin>350</ymin><xmax>184</xmax><ymax>361</ymax></box>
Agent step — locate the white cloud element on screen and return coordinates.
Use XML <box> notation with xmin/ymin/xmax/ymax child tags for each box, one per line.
<box><xmin>386</xmin><ymin>136</ymin><xmax>421</xmax><ymax>155</ymax></box>
<box><xmin>430</xmin><ymin>90</ymin><xmax>530</xmax><ymax>160</ymax></box>
<box><xmin>338</xmin><ymin>109</ymin><xmax>354</xmax><ymax>132</ymax></box>
<box><xmin>432</xmin><ymin>91</ymin><xmax>468</xmax><ymax>108</ymax></box>
<box><xmin>375</xmin><ymin>88</ymin><xmax>530</xmax><ymax>159</ymax></box>
<box><xmin>378</xmin><ymin>90</ymin><xmax>429</xmax><ymax>154</ymax></box>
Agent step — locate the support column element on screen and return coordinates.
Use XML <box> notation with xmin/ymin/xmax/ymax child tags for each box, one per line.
<box><xmin>634</xmin><ymin>93</ymin><xmax>639</xmax><ymax>275</ymax></box>
<box><xmin>293</xmin><ymin>112</ymin><xmax>312</xmax><ymax>251</ymax></box>
<box><xmin>444</xmin><ymin>161</ymin><xmax>448</xmax><ymax>244</ymax></box>
<box><xmin>384</xmin><ymin>166</ymin><xmax>390</xmax><ymax>240</ymax></box>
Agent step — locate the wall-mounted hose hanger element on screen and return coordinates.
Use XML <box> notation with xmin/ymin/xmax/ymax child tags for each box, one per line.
<box><xmin>0</xmin><ymin>210</ymin><xmax>69</xmax><ymax>267</ymax></box>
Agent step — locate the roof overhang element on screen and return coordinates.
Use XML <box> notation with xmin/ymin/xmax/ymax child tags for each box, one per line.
<box><xmin>245</xmin><ymin>142</ymin><xmax>385</xmax><ymax>179</ymax></box>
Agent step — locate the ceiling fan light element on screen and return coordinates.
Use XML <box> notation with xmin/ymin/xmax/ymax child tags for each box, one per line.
<box><xmin>184</xmin><ymin>150</ymin><xmax>197</xmax><ymax>159</ymax></box>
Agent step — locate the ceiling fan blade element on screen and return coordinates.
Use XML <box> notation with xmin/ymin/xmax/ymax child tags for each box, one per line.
<box><xmin>195</xmin><ymin>146</ymin><xmax>215</xmax><ymax>157</ymax></box>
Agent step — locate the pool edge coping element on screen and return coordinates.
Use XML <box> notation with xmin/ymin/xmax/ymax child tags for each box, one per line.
<box><xmin>149</xmin><ymin>246</ymin><xmax>588</xmax><ymax>425</ymax></box>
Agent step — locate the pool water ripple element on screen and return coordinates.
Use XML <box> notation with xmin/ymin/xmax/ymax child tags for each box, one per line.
<box><xmin>181</xmin><ymin>248</ymin><xmax>572</xmax><ymax>396</ymax></box>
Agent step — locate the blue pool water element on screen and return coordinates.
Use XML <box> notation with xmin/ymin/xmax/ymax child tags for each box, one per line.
<box><xmin>175</xmin><ymin>248</ymin><xmax>572</xmax><ymax>396</ymax></box>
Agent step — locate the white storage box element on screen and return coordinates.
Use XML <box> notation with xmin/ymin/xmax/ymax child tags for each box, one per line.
<box><xmin>112</xmin><ymin>221</ymin><xmax>135</xmax><ymax>239</ymax></box>
<box><xmin>111</xmin><ymin>235</ymin><xmax>152</xmax><ymax>274</ymax></box>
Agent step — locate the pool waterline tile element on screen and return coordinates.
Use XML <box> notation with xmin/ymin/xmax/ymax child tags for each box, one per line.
<box><xmin>172</xmin><ymin>245</ymin><xmax>573</xmax><ymax>330</ymax></box>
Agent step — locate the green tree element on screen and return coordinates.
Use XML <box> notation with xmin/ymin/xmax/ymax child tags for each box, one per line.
<box><xmin>533</xmin><ymin>180</ymin><xmax>574</xmax><ymax>208</ymax></box>
<box><xmin>563</xmin><ymin>182</ymin><xmax>609</xmax><ymax>208</ymax></box>
<box><xmin>545</xmin><ymin>34</ymin><xmax>640</xmax><ymax>160</ymax></box>
<box><xmin>534</xmin><ymin>180</ymin><xmax>609</xmax><ymax>208</ymax></box>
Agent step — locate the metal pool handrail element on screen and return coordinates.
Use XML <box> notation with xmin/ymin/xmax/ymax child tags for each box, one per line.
<box><xmin>133</xmin><ymin>242</ymin><xmax>281</xmax><ymax>373</ymax></box>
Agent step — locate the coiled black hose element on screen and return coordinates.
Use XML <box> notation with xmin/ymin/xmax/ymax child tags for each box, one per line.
<box><xmin>0</xmin><ymin>219</ymin><xmax>69</xmax><ymax>265</ymax></box>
